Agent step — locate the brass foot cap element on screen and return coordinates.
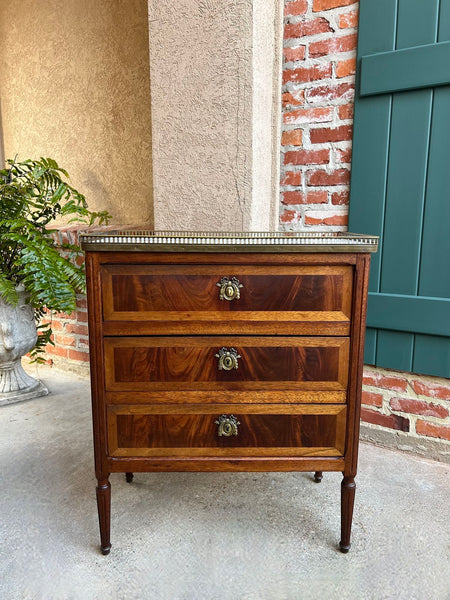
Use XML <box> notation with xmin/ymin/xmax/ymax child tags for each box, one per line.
<box><xmin>339</xmin><ymin>542</ymin><xmax>350</xmax><ymax>553</ymax></box>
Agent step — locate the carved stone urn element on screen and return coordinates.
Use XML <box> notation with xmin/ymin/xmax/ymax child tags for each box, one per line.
<box><xmin>0</xmin><ymin>285</ymin><xmax>48</xmax><ymax>406</ymax></box>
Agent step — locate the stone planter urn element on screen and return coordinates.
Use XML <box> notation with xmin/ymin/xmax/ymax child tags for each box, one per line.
<box><xmin>0</xmin><ymin>286</ymin><xmax>48</xmax><ymax>406</ymax></box>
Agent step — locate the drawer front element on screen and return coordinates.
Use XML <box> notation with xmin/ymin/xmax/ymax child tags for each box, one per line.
<box><xmin>107</xmin><ymin>404</ymin><xmax>347</xmax><ymax>458</ymax></box>
<box><xmin>101</xmin><ymin>264</ymin><xmax>353</xmax><ymax>335</ymax></box>
<box><xmin>104</xmin><ymin>336</ymin><xmax>349</xmax><ymax>392</ymax></box>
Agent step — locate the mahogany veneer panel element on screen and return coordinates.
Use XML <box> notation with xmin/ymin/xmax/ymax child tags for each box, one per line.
<box><xmin>104</xmin><ymin>336</ymin><xmax>349</xmax><ymax>392</ymax></box>
<box><xmin>101</xmin><ymin>265</ymin><xmax>353</xmax><ymax>336</ymax></box>
<box><xmin>107</xmin><ymin>404</ymin><xmax>347</xmax><ymax>458</ymax></box>
<box><xmin>103</xmin><ymin>264</ymin><xmax>352</xmax><ymax>312</ymax></box>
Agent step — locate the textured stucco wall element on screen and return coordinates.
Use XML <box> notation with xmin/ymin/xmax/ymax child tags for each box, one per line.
<box><xmin>0</xmin><ymin>0</ymin><xmax>153</xmax><ymax>225</ymax></box>
<box><xmin>251</xmin><ymin>0</ymin><xmax>283</xmax><ymax>231</ymax></box>
<box><xmin>149</xmin><ymin>0</ymin><xmax>282</xmax><ymax>231</ymax></box>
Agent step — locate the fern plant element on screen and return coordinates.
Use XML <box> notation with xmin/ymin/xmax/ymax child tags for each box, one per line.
<box><xmin>0</xmin><ymin>157</ymin><xmax>111</xmax><ymax>362</ymax></box>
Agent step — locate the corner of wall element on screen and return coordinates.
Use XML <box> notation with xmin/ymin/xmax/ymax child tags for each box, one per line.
<box><xmin>250</xmin><ymin>0</ymin><xmax>284</xmax><ymax>231</ymax></box>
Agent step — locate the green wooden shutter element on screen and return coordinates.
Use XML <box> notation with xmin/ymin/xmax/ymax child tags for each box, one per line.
<box><xmin>349</xmin><ymin>0</ymin><xmax>450</xmax><ymax>378</ymax></box>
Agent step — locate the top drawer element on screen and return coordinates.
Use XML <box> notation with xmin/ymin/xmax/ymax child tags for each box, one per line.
<box><xmin>101</xmin><ymin>264</ymin><xmax>353</xmax><ymax>335</ymax></box>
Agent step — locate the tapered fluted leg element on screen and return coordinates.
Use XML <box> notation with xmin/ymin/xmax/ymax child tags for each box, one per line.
<box><xmin>96</xmin><ymin>477</ymin><xmax>111</xmax><ymax>555</ymax></box>
<box><xmin>125</xmin><ymin>472</ymin><xmax>134</xmax><ymax>483</ymax></box>
<box><xmin>339</xmin><ymin>475</ymin><xmax>356</xmax><ymax>553</ymax></box>
<box><xmin>314</xmin><ymin>471</ymin><xmax>323</xmax><ymax>483</ymax></box>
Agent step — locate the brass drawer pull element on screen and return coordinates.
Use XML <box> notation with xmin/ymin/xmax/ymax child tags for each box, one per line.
<box><xmin>215</xmin><ymin>414</ymin><xmax>240</xmax><ymax>437</ymax></box>
<box><xmin>215</xmin><ymin>347</ymin><xmax>241</xmax><ymax>370</ymax></box>
<box><xmin>216</xmin><ymin>276</ymin><xmax>243</xmax><ymax>301</ymax></box>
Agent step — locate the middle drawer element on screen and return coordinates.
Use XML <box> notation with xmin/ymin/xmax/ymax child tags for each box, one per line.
<box><xmin>104</xmin><ymin>336</ymin><xmax>349</xmax><ymax>392</ymax></box>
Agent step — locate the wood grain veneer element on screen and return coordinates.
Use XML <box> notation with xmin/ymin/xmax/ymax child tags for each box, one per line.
<box><xmin>107</xmin><ymin>404</ymin><xmax>346</xmax><ymax>458</ymax></box>
<box><xmin>104</xmin><ymin>336</ymin><xmax>349</xmax><ymax>392</ymax></box>
<box><xmin>103</xmin><ymin>264</ymin><xmax>352</xmax><ymax>313</ymax></box>
<box><xmin>101</xmin><ymin>264</ymin><xmax>352</xmax><ymax>336</ymax></box>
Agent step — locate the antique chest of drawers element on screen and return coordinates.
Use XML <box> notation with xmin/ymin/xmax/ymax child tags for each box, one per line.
<box><xmin>80</xmin><ymin>230</ymin><xmax>378</xmax><ymax>555</ymax></box>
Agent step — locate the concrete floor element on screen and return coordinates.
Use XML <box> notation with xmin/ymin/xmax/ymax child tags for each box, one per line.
<box><xmin>0</xmin><ymin>366</ymin><xmax>449</xmax><ymax>600</ymax></box>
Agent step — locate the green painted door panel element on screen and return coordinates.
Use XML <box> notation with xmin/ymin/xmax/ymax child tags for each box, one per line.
<box><xmin>439</xmin><ymin>2</ymin><xmax>450</xmax><ymax>41</ymax></box>
<box><xmin>380</xmin><ymin>89</ymin><xmax>432</xmax><ymax>296</ymax></box>
<box><xmin>413</xmin><ymin>335</ymin><xmax>450</xmax><ymax>378</ymax></box>
<box><xmin>397</xmin><ymin>0</ymin><xmax>439</xmax><ymax>48</ymax></box>
<box><xmin>418</xmin><ymin>86</ymin><xmax>450</xmax><ymax>299</ymax></box>
<box><xmin>364</xmin><ymin>329</ymin><xmax>377</xmax><ymax>365</ymax></box>
<box><xmin>356</xmin><ymin>0</ymin><xmax>397</xmax><ymax>56</ymax></box>
<box><xmin>367</xmin><ymin>294</ymin><xmax>450</xmax><ymax>337</ymax></box>
<box><xmin>376</xmin><ymin>331</ymin><xmax>414</xmax><ymax>373</ymax></box>
<box><xmin>349</xmin><ymin>0</ymin><xmax>397</xmax><ymax>364</ymax></box>
<box><xmin>349</xmin><ymin>0</ymin><xmax>449</xmax><ymax>378</ymax></box>
<box><xmin>360</xmin><ymin>42</ymin><xmax>450</xmax><ymax>96</ymax></box>
<box><xmin>350</xmin><ymin>97</ymin><xmax>391</xmax><ymax>292</ymax></box>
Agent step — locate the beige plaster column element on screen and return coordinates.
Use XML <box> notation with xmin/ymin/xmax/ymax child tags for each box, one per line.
<box><xmin>0</xmin><ymin>0</ymin><xmax>153</xmax><ymax>225</ymax></box>
<box><xmin>148</xmin><ymin>0</ymin><xmax>283</xmax><ymax>232</ymax></box>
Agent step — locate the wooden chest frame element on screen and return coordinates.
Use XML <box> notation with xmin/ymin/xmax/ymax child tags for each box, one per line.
<box><xmin>82</xmin><ymin>232</ymin><xmax>376</xmax><ymax>555</ymax></box>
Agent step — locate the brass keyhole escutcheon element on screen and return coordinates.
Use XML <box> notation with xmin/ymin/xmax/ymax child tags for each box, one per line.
<box><xmin>215</xmin><ymin>414</ymin><xmax>240</xmax><ymax>437</ymax></box>
<box><xmin>216</xmin><ymin>276</ymin><xmax>243</xmax><ymax>301</ymax></box>
<box><xmin>215</xmin><ymin>347</ymin><xmax>241</xmax><ymax>371</ymax></box>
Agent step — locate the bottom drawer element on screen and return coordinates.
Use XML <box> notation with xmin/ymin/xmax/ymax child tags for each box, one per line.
<box><xmin>107</xmin><ymin>404</ymin><xmax>346</xmax><ymax>458</ymax></box>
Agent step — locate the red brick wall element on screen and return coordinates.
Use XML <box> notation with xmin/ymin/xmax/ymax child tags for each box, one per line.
<box><xmin>362</xmin><ymin>366</ymin><xmax>450</xmax><ymax>444</ymax></box>
<box><xmin>281</xmin><ymin>0</ymin><xmax>357</xmax><ymax>229</ymax></box>
<box><xmin>281</xmin><ymin>0</ymin><xmax>450</xmax><ymax>455</ymax></box>
<box><xmin>44</xmin><ymin>295</ymin><xmax>90</xmax><ymax>365</ymax></box>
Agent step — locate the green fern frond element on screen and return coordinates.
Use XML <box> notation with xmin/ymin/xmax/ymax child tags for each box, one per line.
<box><xmin>29</xmin><ymin>322</ymin><xmax>54</xmax><ymax>364</ymax></box>
<box><xmin>0</xmin><ymin>156</ymin><xmax>112</xmax><ymax>359</ymax></box>
<box><xmin>0</xmin><ymin>274</ymin><xmax>19</xmax><ymax>305</ymax></box>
